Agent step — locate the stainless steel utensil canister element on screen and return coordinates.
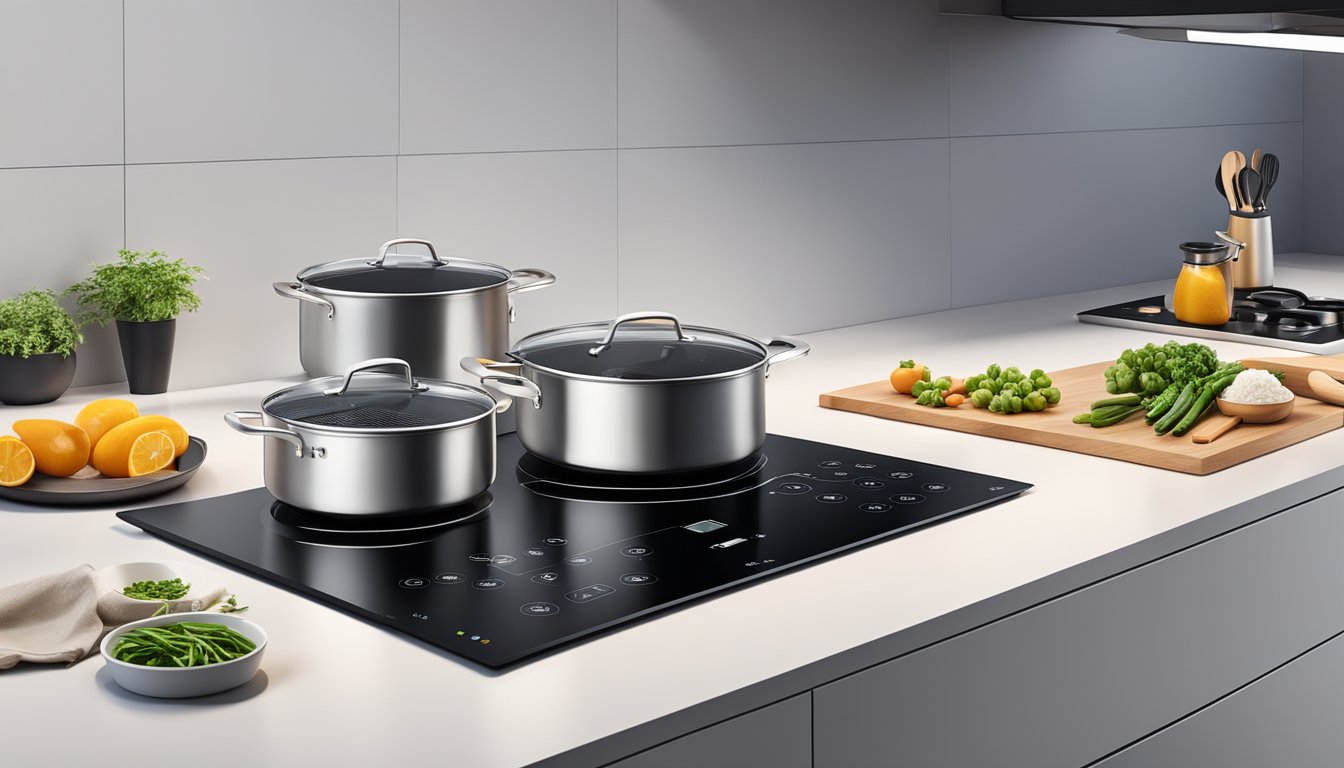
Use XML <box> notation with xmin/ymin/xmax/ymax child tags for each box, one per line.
<box><xmin>1227</xmin><ymin>212</ymin><xmax>1273</xmax><ymax>289</ymax></box>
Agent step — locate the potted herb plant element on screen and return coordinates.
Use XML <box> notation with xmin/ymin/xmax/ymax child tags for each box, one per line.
<box><xmin>0</xmin><ymin>289</ymin><xmax>84</xmax><ymax>405</ymax></box>
<box><xmin>68</xmin><ymin>249</ymin><xmax>205</xmax><ymax>394</ymax></box>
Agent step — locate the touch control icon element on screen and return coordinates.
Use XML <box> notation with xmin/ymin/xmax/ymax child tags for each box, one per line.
<box><xmin>520</xmin><ymin>602</ymin><xmax>559</xmax><ymax>617</ymax></box>
<box><xmin>889</xmin><ymin>471</ymin><xmax>914</xmax><ymax>480</ymax></box>
<box><xmin>816</xmin><ymin>493</ymin><xmax>847</xmax><ymax>504</ymax></box>
<box><xmin>566</xmin><ymin>555</ymin><xmax>593</xmax><ymax>566</ymax></box>
<box><xmin>531</xmin><ymin>572</ymin><xmax>561</xmax><ymax>585</ymax></box>
<box><xmin>922</xmin><ymin>483</ymin><xmax>950</xmax><ymax>493</ymax></box>
<box><xmin>565</xmin><ymin>584</ymin><xmax>615</xmax><ymax>603</ymax></box>
<box><xmin>398</xmin><ymin>577</ymin><xmax>429</xmax><ymax>589</ymax></box>
<box><xmin>620</xmin><ymin>573</ymin><xmax>658</xmax><ymax>586</ymax></box>
<box><xmin>852</xmin><ymin>478</ymin><xmax>886</xmax><ymax>490</ymax></box>
<box><xmin>859</xmin><ymin>502</ymin><xmax>892</xmax><ymax>513</ymax></box>
<box><xmin>433</xmin><ymin>572</ymin><xmax>465</xmax><ymax>585</ymax></box>
<box><xmin>776</xmin><ymin>482</ymin><xmax>811</xmax><ymax>495</ymax></box>
<box><xmin>524</xmin><ymin>548</ymin><xmax>546</xmax><ymax>557</ymax></box>
<box><xmin>472</xmin><ymin>578</ymin><xmax>505</xmax><ymax>590</ymax></box>
<box><xmin>892</xmin><ymin>493</ymin><xmax>927</xmax><ymax>505</ymax></box>
<box><xmin>542</xmin><ymin>537</ymin><xmax>567</xmax><ymax>546</ymax></box>
<box><xmin>621</xmin><ymin>546</ymin><xmax>651</xmax><ymax>557</ymax></box>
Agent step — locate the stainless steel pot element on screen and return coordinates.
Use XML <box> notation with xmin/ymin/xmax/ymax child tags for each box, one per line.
<box><xmin>225</xmin><ymin>358</ymin><xmax>512</xmax><ymax>515</ymax></box>
<box><xmin>274</xmin><ymin>238</ymin><xmax>554</xmax><ymax>386</ymax></box>
<box><xmin>462</xmin><ymin>312</ymin><xmax>810</xmax><ymax>473</ymax></box>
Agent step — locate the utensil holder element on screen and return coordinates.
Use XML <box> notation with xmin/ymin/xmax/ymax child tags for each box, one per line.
<box><xmin>1227</xmin><ymin>211</ymin><xmax>1273</xmax><ymax>289</ymax></box>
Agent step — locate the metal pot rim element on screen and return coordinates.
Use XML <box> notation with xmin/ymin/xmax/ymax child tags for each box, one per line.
<box><xmin>260</xmin><ymin>374</ymin><xmax>500</xmax><ymax>435</ymax></box>
<box><xmin>294</xmin><ymin>255</ymin><xmax>514</xmax><ymax>299</ymax></box>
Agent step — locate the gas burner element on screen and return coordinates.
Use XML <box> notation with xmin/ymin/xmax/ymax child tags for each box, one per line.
<box><xmin>516</xmin><ymin>452</ymin><xmax>770</xmax><ymax>503</ymax></box>
<box><xmin>264</xmin><ymin>493</ymin><xmax>490</xmax><ymax>547</ymax></box>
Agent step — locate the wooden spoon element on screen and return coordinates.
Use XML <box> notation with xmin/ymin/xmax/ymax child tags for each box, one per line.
<box><xmin>1307</xmin><ymin>370</ymin><xmax>1344</xmax><ymax>406</ymax></box>
<box><xmin>1220</xmin><ymin>151</ymin><xmax>1243</xmax><ymax>212</ymax></box>
<box><xmin>1192</xmin><ymin>413</ymin><xmax>1241</xmax><ymax>444</ymax></box>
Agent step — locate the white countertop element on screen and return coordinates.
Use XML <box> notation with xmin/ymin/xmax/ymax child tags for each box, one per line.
<box><xmin>6</xmin><ymin>254</ymin><xmax>1344</xmax><ymax>768</ymax></box>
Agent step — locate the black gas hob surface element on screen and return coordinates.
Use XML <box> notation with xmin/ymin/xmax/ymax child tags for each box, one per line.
<box><xmin>119</xmin><ymin>434</ymin><xmax>1030</xmax><ymax>670</ymax></box>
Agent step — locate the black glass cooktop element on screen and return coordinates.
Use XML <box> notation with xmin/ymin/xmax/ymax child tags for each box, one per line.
<box><xmin>119</xmin><ymin>434</ymin><xmax>1031</xmax><ymax>670</ymax></box>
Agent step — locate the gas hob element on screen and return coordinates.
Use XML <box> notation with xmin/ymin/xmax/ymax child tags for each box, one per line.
<box><xmin>1078</xmin><ymin>287</ymin><xmax>1344</xmax><ymax>354</ymax></box>
<box><xmin>120</xmin><ymin>434</ymin><xmax>1030</xmax><ymax>670</ymax></box>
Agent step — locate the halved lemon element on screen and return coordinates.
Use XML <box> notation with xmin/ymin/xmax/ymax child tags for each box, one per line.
<box><xmin>92</xmin><ymin>415</ymin><xmax>189</xmax><ymax>477</ymax></box>
<box><xmin>0</xmin><ymin>438</ymin><xmax>37</xmax><ymax>487</ymax></box>
<box><xmin>127</xmin><ymin>431</ymin><xmax>177</xmax><ymax>477</ymax></box>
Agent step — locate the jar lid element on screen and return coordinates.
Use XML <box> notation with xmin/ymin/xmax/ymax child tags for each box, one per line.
<box><xmin>1180</xmin><ymin>241</ymin><xmax>1233</xmax><ymax>266</ymax></box>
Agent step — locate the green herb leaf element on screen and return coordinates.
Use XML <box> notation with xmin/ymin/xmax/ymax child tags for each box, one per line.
<box><xmin>66</xmin><ymin>249</ymin><xmax>206</xmax><ymax>324</ymax></box>
<box><xmin>0</xmin><ymin>289</ymin><xmax>83</xmax><ymax>358</ymax></box>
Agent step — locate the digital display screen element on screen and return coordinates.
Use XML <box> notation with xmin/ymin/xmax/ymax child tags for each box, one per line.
<box><xmin>684</xmin><ymin>519</ymin><xmax>726</xmax><ymax>534</ymax></box>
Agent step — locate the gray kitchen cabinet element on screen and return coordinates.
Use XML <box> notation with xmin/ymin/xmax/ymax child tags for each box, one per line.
<box><xmin>1094</xmin><ymin>631</ymin><xmax>1344</xmax><ymax>768</ymax></box>
<box><xmin>812</xmin><ymin>489</ymin><xmax>1344</xmax><ymax>768</ymax></box>
<box><xmin>606</xmin><ymin>693</ymin><xmax>811</xmax><ymax>768</ymax></box>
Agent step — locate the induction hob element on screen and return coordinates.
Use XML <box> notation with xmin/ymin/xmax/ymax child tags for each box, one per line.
<box><xmin>119</xmin><ymin>434</ymin><xmax>1031</xmax><ymax>670</ymax></box>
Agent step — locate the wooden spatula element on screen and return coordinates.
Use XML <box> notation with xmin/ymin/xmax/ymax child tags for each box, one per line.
<box><xmin>1192</xmin><ymin>413</ymin><xmax>1241</xmax><ymax>444</ymax></box>
<box><xmin>1220</xmin><ymin>151</ymin><xmax>1244</xmax><ymax>212</ymax></box>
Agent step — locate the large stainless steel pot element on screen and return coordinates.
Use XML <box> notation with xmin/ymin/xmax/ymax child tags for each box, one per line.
<box><xmin>461</xmin><ymin>312</ymin><xmax>810</xmax><ymax>473</ymax></box>
<box><xmin>225</xmin><ymin>358</ymin><xmax>514</xmax><ymax>515</ymax></box>
<box><xmin>274</xmin><ymin>238</ymin><xmax>554</xmax><ymax>385</ymax></box>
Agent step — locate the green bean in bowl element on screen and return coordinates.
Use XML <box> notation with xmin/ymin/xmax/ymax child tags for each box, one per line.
<box><xmin>99</xmin><ymin>612</ymin><xmax>267</xmax><ymax>698</ymax></box>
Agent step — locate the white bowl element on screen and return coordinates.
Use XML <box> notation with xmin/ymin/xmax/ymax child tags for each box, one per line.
<box><xmin>96</xmin><ymin>561</ymin><xmax>199</xmax><ymax>602</ymax></box>
<box><xmin>100</xmin><ymin>612</ymin><xmax>267</xmax><ymax>698</ymax></box>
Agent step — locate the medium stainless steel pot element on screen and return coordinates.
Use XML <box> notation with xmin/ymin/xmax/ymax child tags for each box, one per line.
<box><xmin>462</xmin><ymin>312</ymin><xmax>810</xmax><ymax>473</ymax></box>
<box><xmin>225</xmin><ymin>358</ymin><xmax>514</xmax><ymax>515</ymax></box>
<box><xmin>274</xmin><ymin>238</ymin><xmax>554</xmax><ymax>386</ymax></box>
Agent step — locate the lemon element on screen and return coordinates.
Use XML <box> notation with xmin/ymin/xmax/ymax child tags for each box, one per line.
<box><xmin>74</xmin><ymin>398</ymin><xmax>140</xmax><ymax>449</ymax></box>
<box><xmin>12</xmin><ymin>419</ymin><xmax>91</xmax><ymax>478</ymax></box>
<box><xmin>127</xmin><ymin>431</ymin><xmax>176</xmax><ymax>477</ymax></box>
<box><xmin>92</xmin><ymin>415</ymin><xmax>188</xmax><ymax>477</ymax></box>
<box><xmin>0</xmin><ymin>438</ymin><xmax>36</xmax><ymax>487</ymax></box>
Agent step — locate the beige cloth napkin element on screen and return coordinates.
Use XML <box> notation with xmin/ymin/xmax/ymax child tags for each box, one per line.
<box><xmin>0</xmin><ymin>565</ymin><xmax>227</xmax><ymax>669</ymax></box>
<box><xmin>0</xmin><ymin>565</ymin><xmax>103</xmax><ymax>669</ymax></box>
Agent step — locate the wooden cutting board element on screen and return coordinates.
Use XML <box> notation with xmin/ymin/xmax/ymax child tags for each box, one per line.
<box><xmin>1239</xmin><ymin>354</ymin><xmax>1344</xmax><ymax>398</ymax></box>
<box><xmin>819</xmin><ymin>362</ymin><xmax>1344</xmax><ymax>475</ymax></box>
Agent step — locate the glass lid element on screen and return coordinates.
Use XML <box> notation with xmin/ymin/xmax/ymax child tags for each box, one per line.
<box><xmin>297</xmin><ymin>239</ymin><xmax>511</xmax><ymax>296</ymax></box>
<box><xmin>511</xmin><ymin>312</ymin><xmax>768</xmax><ymax>381</ymax></box>
<box><xmin>263</xmin><ymin>359</ymin><xmax>495</xmax><ymax>432</ymax></box>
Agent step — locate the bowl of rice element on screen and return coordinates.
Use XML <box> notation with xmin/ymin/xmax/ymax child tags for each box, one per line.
<box><xmin>1217</xmin><ymin>369</ymin><xmax>1295</xmax><ymax>423</ymax></box>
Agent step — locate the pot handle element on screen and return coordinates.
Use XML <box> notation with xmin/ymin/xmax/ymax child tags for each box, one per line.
<box><xmin>588</xmin><ymin>311</ymin><xmax>695</xmax><ymax>357</ymax></box>
<box><xmin>460</xmin><ymin>357</ymin><xmax>542</xmax><ymax>410</ymax></box>
<box><xmin>324</xmin><ymin>357</ymin><xmax>430</xmax><ymax>397</ymax></box>
<box><xmin>224</xmin><ymin>411</ymin><xmax>306</xmax><ymax>457</ymax></box>
<box><xmin>506</xmin><ymin>268</ymin><xmax>556</xmax><ymax>295</ymax></box>
<box><xmin>371</xmin><ymin>238</ymin><xmax>448</xmax><ymax>268</ymax></box>
<box><xmin>273</xmin><ymin>282</ymin><xmax>335</xmax><ymax>320</ymax></box>
<box><xmin>761</xmin><ymin>336</ymin><xmax>810</xmax><ymax>378</ymax></box>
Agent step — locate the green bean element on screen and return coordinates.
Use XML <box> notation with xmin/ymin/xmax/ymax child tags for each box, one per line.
<box><xmin>111</xmin><ymin>622</ymin><xmax>256</xmax><ymax>667</ymax></box>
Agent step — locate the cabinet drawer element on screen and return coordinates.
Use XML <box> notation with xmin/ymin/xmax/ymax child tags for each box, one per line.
<box><xmin>1095</xmin><ymin>631</ymin><xmax>1344</xmax><ymax>768</ymax></box>
<box><xmin>814</xmin><ymin>489</ymin><xmax>1344</xmax><ymax>768</ymax></box>
<box><xmin>608</xmin><ymin>693</ymin><xmax>810</xmax><ymax>768</ymax></box>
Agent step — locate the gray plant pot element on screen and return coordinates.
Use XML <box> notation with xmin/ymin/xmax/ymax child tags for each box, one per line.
<box><xmin>0</xmin><ymin>351</ymin><xmax>77</xmax><ymax>405</ymax></box>
<box><xmin>117</xmin><ymin>319</ymin><xmax>176</xmax><ymax>395</ymax></box>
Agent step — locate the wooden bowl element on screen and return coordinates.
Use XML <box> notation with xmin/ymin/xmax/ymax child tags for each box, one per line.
<box><xmin>1216</xmin><ymin>394</ymin><xmax>1295</xmax><ymax>424</ymax></box>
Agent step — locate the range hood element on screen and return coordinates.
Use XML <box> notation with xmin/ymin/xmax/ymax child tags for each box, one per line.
<box><xmin>941</xmin><ymin>1</ymin><xmax>1344</xmax><ymax>50</ymax></box>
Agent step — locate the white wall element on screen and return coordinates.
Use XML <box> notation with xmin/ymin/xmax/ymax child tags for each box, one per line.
<box><xmin>0</xmin><ymin>0</ymin><xmax>1304</xmax><ymax>390</ymax></box>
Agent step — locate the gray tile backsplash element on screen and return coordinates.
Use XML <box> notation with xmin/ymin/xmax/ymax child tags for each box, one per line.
<box><xmin>618</xmin><ymin>140</ymin><xmax>950</xmax><ymax>336</ymax></box>
<box><xmin>125</xmin><ymin>0</ymin><xmax>399</xmax><ymax>163</ymax></box>
<box><xmin>0</xmin><ymin>0</ymin><xmax>1321</xmax><ymax>390</ymax></box>
<box><xmin>618</xmin><ymin>0</ymin><xmax>950</xmax><ymax>147</ymax></box>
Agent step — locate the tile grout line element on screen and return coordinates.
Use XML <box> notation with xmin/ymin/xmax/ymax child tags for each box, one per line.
<box><xmin>121</xmin><ymin>0</ymin><xmax>127</xmax><ymax>249</ymax></box>
<box><xmin>395</xmin><ymin>0</ymin><xmax>401</xmax><ymax>237</ymax></box>
<box><xmin>0</xmin><ymin>119</ymin><xmax>1310</xmax><ymax>176</ymax></box>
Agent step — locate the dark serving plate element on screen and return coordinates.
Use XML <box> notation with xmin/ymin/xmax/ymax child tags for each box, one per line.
<box><xmin>0</xmin><ymin>437</ymin><xmax>207</xmax><ymax>506</ymax></box>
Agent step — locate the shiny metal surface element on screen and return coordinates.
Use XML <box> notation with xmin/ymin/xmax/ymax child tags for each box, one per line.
<box><xmin>274</xmin><ymin>239</ymin><xmax>555</xmax><ymax>385</ymax></box>
<box><xmin>225</xmin><ymin>360</ymin><xmax>505</xmax><ymax>515</ymax></box>
<box><xmin>518</xmin><ymin>366</ymin><xmax>765</xmax><ymax>473</ymax></box>
<box><xmin>463</xmin><ymin>331</ymin><xmax>810</xmax><ymax>473</ymax></box>
<box><xmin>587</xmin><ymin>311</ymin><xmax>696</xmax><ymax>357</ymax></box>
<box><xmin>1228</xmin><ymin>213</ymin><xmax>1274</xmax><ymax>289</ymax></box>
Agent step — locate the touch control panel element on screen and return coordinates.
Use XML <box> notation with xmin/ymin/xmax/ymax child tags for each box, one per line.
<box><xmin>119</xmin><ymin>434</ymin><xmax>1031</xmax><ymax>670</ymax></box>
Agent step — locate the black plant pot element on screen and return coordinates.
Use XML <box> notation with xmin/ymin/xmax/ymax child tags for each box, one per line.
<box><xmin>0</xmin><ymin>351</ymin><xmax>77</xmax><ymax>405</ymax></box>
<box><xmin>116</xmin><ymin>319</ymin><xmax>176</xmax><ymax>395</ymax></box>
